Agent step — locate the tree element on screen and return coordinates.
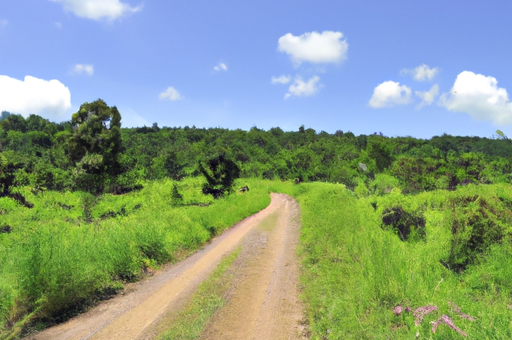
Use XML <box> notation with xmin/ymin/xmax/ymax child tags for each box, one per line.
<box><xmin>0</xmin><ymin>151</ymin><xmax>33</xmax><ymax>207</ymax></box>
<box><xmin>68</xmin><ymin>99</ymin><xmax>122</xmax><ymax>192</ymax></box>
<box><xmin>199</xmin><ymin>154</ymin><xmax>240</xmax><ymax>198</ymax></box>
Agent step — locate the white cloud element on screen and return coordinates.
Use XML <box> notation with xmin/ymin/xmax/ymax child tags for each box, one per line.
<box><xmin>70</xmin><ymin>64</ymin><xmax>94</xmax><ymax>76</ymax></box>
<box><xmin>369</xmin><ymin>81</ymin><xmax>412</xmax><ymax>108</ymax></box>
<box><xmin>285</xmin><ymin>76</ymin><xmax>322</xmax><ymax>99</ymax></box>
<box><xmin>439</xmin><ymin>71</ymin><xmax>512</xmax><ymax>125</ymax></box>
<box><xmin>278</xmin><ymin>31</ymin><xmax>348</xmax><ymax>66</ymax></box>
<box><xmin>415</xmin><ymin>84</ymin><xmax>439</xmax><ymax>109</ymax></box>
<box><xmin>55</xmin><ymin>22</ymin><xmax>62</xmax><ymax>29</ymax></box>
<box><xmin>401</xmin><ymin>64</ymin><xmax>439</xmax><ymax>81</ymax></box>
<box><xmin>213</xmin><ymin>62</ymin><xmax>227</xmax><ymax>72</ymax></box>
<box><xmin>50</xmin><ymin>0</ymin><xmax>142</xmax><ymax>21</ymax></box>
<box><xmin>0</xmin><ymin>75</ymin><xmax>71</xmax><ymax>119</ymax></box>
<box><xmin>159</xmin><ymin>86</ymin><xmax>183</xmax><ymax>101</ymax></box>
<box><xmin>0</xmin><ymin>20</ymin><xmax>7</xmax><ymax>27</ymax></box>
<box><xmin>271</xmin><ymin>75</ymin><xmax>291</xmax><ymax>84</ymax></box>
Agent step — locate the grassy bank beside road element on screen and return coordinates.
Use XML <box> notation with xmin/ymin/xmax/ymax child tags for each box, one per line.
<box><xmin>0</xmin><ymin>178</ymin><xmax>270</xmax><ymax>339</ymax></box>
<box><xmin>277</xmin><ymin>181</ymin><xmax>512</xmax><ymax>339</ymax></box>
<box><xmin>3</xmin><ymin>178</ymin><xmax>512</xmax><ymax>339</ymax></box>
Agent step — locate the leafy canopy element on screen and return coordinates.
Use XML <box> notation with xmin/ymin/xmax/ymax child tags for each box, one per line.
<box><xmin>199</xmin><ymin>154</ymin><xmax>240</xmax><ymax>198</ymax></box>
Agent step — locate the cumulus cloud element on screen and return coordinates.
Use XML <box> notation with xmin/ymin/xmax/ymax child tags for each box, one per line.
<box><xmin>285</xmin><ymin>76</ymin><xmax>322</xmax><ymax>99</ymax></box>
<box><xmin>50</xmin><ymin>0</ymin><xmax>142</xmax><ymax>20</ymax></box>
<box><xmin>159</xmin><ymin>86</ymin><xmax>183</xmax><ymax>101</ymax></box>
<box><xmin>415</xmin><ymin>84</ymin><xmax>439</xmax><ymax>109</ymax></box>
<box><xmin>278</xmin><ymin>31</ymin><xmax>348</xmax><ymax>66</ymax></box>
<box><xmin>271</xmin><ymin>75</ymin><xmax>291</xmax><ymax>84</ymax></box>
<box><xmin>0</xmin><ymin>75</ymin><xmax>71</xmax><ymax>119</ymax></box>
<box><xmin>439</xmin><ymin>71</ymin><xmax>512</xmax><ymax>125</ymax></box>
<box><xmin>401</xmin><ymin>64</ymin><xmax>439</xmax><ymax>81</ymax></box>
<box><xmin>369</xmin><ymin>81</ymin><xmax>412</xmax><ymax>108</ymax></box>
<box><xmin>70</xmin><ymin>64</ymin><xmax>94</xmax><ymax>76</ymax></box>
<box><xmin>213</xmin><ymin>63</ymin><xmax>227</xmax><ymax>72</ymax></box>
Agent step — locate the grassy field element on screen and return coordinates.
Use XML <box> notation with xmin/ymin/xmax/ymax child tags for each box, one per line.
<box><xmin>0</xmin><ymin>178</ymin><xmax>271</xmax><ymax>339</ymax></box>
<box><xmin>2</xmin><ymin>178</ymin><xmax>512</xmax><ymax>339</ymax></box>
<box><xmin>272</xmin><ymin>181</ymin><xmax>512</xmax><ymax>339</ymax></box>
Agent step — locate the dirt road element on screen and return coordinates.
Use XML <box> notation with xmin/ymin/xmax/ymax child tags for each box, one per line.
<box><xmin>28</xmin><ymin>193</ymin><xmax>306</xmax><ymax>340</ymax></box>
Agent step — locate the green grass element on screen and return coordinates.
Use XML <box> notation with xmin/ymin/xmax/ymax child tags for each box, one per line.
<box><xmin>0</xmin><ymin>178</ymin><xmax>271</xmax><ymax>339</ymax></box>
<box><xmin>285</xmin><ymin>182</ymin><xmax>512</xmax><ymax>339</ymax></box>
<box><xmin>3</xmin><ymin>177</ymin><xmax>512</xmax><ymax>339</ymax></box>
<box><xmin>157</xmin><ymin>247</ymin><xmax>241</xmax><ymax>340</ymax></box>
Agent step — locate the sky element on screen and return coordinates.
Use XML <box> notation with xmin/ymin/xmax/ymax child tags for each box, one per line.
<box><xmin>1</xmin><ymin>0</ymin><xmax>512</xmax><ymax>139</ymax></box>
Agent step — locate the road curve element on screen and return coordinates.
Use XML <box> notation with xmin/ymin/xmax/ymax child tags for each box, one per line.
<box><xmin>28</xmin><ymin>193</ymin><xmax>306</xmax><ymax>340</ymax></box>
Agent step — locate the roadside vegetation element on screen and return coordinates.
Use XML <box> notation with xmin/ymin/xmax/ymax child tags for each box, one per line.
<box><xmin>2</xmin><ymin>102</ymin><xmax>512</xmax><ymax>338</ymax></box>
<box><xmin>0</xmin><ymin>178</ymin><xmax>269</xmax><ymax>339</ymax></box>
<box><xmin>269</xmin><ymin>181</ymin><xmax>512</xmax><ymax>339</ymax></box>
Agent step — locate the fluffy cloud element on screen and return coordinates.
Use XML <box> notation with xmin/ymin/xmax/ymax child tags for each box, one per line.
<box><xmin>159</xmin><ymin>86</ymin><xmax>183</xmax><ymax>101</ymax></box>
<box><xmin>213</xmin><ymin>63</ymin><xmax>227</xmax><ymax>72</ymax></box>
<box><xmin>439</xmin><ymin>71</ymin><xmax>512</xmax><ymax>125</ymax></box>
<box><xmin>401</xmin><ymin>64</ymin><xmax>439</xmax><ymax>81</ymax></box>
<box><xmin>271</xmin><ymin>75</ymin><xmax>291</xmax><ymax>84</ymax></box>
<box><xmin>0</xmin><ymin>75</ymin><xmax>71</xmax><ymax>119</ymax></box>
<box><xmin>50</xmin><ymin>0</ymin><xmax>142</xmax><ymax>20</ymax></box>
<box><xmin>71</xmin><ymin>64</ymin><xmax>94</xmax><ymax>76</ymax></box>
<box><xmin>415</xmin><ymin>84</ymin><xmax>439</xmax><ymax>109</ymax></box>
<box><xmin>369</xmin><ymin>81</ymin><xmax>412</xmax><ymax>108</ymax></box>
<box><xmin>285</xmin><ymin>76</ymin><xmax>322</xmax><ymax>99</ymax></box>
<box><xmin>278</xmin><ymin>31</ymin><xmax>348</xmax><ymax>66</ymax></box>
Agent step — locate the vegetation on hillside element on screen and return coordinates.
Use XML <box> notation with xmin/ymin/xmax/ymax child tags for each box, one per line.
<box><xmin>2</xmin><ymin>102</ymin><xmax>512</xmax><ymax>339</ymax></box>
<box><xmin>0</xmin><ymin>178</ymin><xmax>270</xmax><ymax>339</ymax></box>
<box><xmin>2</xmin><ymin>105</ymin><xmax>512</xmax><ymax>196</ymax></box>
<box><xmin>268</xmin><ymin>181</ymin><xmax>512</xmax><ymax>339</ymax></box>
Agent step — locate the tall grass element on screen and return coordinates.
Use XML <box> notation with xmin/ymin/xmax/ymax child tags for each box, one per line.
<box><xmin>288</xmin><ymin>182</ymin><xmax>512</xmax><ymax>339</ymax></box>
<box><xmin>0</xmin><ymin>178</ymin><xmax>270</xmax><ymax>338</ymax></box>
<box><xmin>3</xmin><ymin>178</ymin><xmax>511</xmax><ymax>339</ymax></box>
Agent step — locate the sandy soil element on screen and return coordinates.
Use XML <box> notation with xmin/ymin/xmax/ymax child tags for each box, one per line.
<box><xmin>27</xmin><ymin>193</ymin><xmax>307</xmax><ymax>340</ymax></box>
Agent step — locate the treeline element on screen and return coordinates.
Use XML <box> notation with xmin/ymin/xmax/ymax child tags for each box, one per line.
<box><xmin>2</xmin><ymin>101</ymin><xmax>512</xmax><ymax>196</ymax></box>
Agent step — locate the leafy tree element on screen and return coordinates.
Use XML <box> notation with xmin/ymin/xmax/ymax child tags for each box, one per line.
<box><xmin>68</xmin><ymin>99</ymin><xmax>122</xmax><ymax>192</ymax></box>
<box><xmin>199</xmin><ymin>154</ymin><xmax>240</xmax><ymax>198</ymax></box>
<box><xmin>0</xmin><ymin>151</ymin><xmax>33</xmax><ymax>207</ymax></box>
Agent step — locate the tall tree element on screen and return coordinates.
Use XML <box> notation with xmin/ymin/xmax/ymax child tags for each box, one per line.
<box><xmin>69</xmin><ymin>99</ymin><xmax>122</xmax><ymax>192</ymax></box>
<box><xmin>199</xmin><ymin>154</ymin><xmax>240</xmax><ymax>198</ymax></box>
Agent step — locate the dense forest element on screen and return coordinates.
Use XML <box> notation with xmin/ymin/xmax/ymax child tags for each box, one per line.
<box><xmin>2</xmin><ymin>99</ymin><xmax>512</xmax><ymax>199</ymax></box>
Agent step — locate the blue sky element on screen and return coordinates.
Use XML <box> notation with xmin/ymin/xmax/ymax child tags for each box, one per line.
<box><xmin>1</xmin><ymin>0</ymin><xmax>512</xmax><ymax>138</ymax></box>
